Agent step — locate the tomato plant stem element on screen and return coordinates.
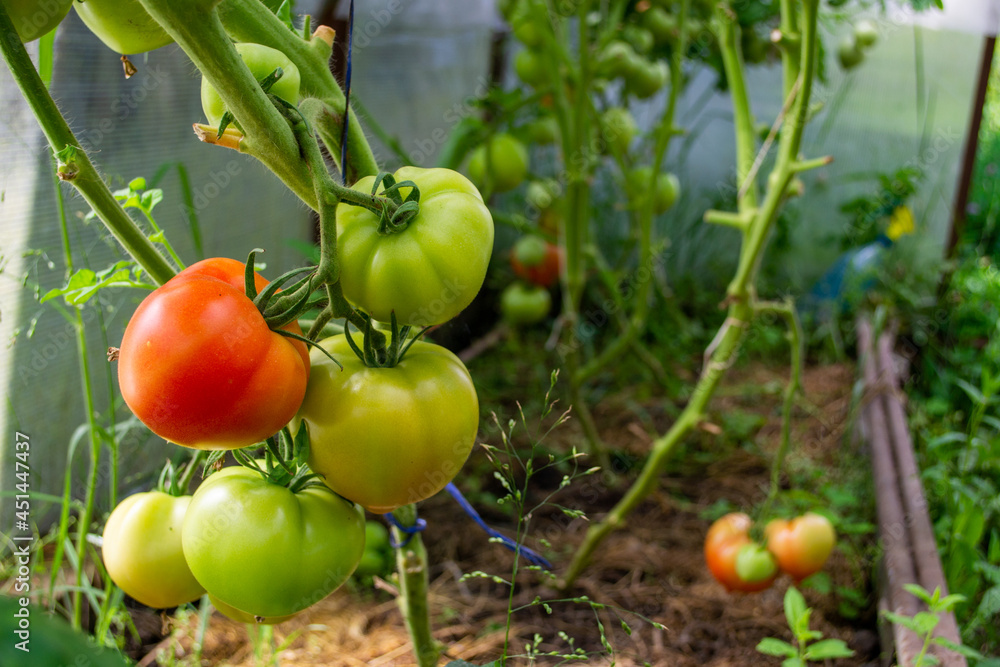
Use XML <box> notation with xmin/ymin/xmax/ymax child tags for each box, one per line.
<box><xmin>0</xmin><ymin>5</ymin><xmax>176</xmax><ymax>286</ymax></box>
<box><xmin>717</xmin><ymin>6</ymin><xmax>759</xmax><ymax>214</ymax></box>
<box><xmin>574</xmin><ymin>0</ymin><xmax>690</xmax><ymax>385</ymax></box>
<box><xmin>217</xmin><ymin>0</ymin><xmax>379</xmax><ymax>182</ymax></box>
<box><xmin>391</xmin><ymin>505</ymin><xmax>442</xmax><ymax>667</ymax></box>
<box><xmin>137</xmin><ymin>0</ymin><xmax>317</xmax><ymax>209</ymax></box>
<box><xmin>560</xmin><ymin>0</ymin><xmax>822</xmax><ymax>589</ymax></box>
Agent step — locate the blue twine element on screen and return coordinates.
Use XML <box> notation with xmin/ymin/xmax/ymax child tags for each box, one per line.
<box><xmin>384</xmin><ymin>511</ymin><xmax>427</xmax><ymax>549</ymax></box>
<box><xmin>445</xmin><ymin>483</ymin><xmax>553</xmax><ymax>570</ymax></box>
<box><xmin>338</xmin><ymin>0</ymin><xmax>354</xmax><ymax>184</ymax></box>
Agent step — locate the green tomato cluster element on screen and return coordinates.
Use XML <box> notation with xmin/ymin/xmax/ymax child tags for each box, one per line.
<box><xmin>837</xmin><ymin>20</ymin><xmax>879</xmax><ymax>71</ymax></box>
<box><xmin>596</xmin><ymin>40</ymin><xmax>669</xmax><ymax>99</ymax></box>
<box><xmin>3</xmin><ymin>0</ymin><xmax>179</xmax><ymax>53</ymax></box>
<box><xmin>101</xmin><ymin>474</ymin><xmax>367</xmax><ymax>623</ymax></box>
<box><xmin>300</xmin><ymin>166</ymin><xmax>492</xmax><ymax>515</ymax></box>
<box><xmin>628</xmin><ymin>166</ymin><xmax>681</xmax><ymax>215</ymax></box>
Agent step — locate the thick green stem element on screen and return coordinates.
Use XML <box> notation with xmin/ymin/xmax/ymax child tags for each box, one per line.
<box><xmin>137</xmin><ymin>0</ymin><xmax>317</xmax><ymax>208</ymax></box>
<box><xmin>727</xmin><ymin>0</ymin><xmax>818</xmax><ymax>298</ymax></box>
<box><xmin>560</xmin><ymin>301</ymin><xmax>752</xmax><ymax>587</ymax></box>
<box><xmin>216</xmin><ymin>0</ymin><xmax>379</xmax><ymax>182</ymax></box>
<box><xmin>0</xmin><ymin>6</ymin><xmax>176</xmax><ymax>285</ymax></box>
<box><xmin>716</xmin><ymin>5</ymin><xmax>759</xmax><ymax>213</ymax></box>
<box><xmin>391</xmin><ymin>505</ymin><xmax>441</xmax><ymax>667</ymax></box>
<box><xmin>778</xmin><ymin>0</ymin><xmax>801</xmax><ymax>100</ymax></box>
<box><xmin>560</xmin><ymin>0</ymin><xmax>822</xmax><ymax>589</ymax></box>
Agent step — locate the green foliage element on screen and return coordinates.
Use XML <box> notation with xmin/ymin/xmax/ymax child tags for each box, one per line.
<box><xmin>755</xmin><ymin>586</ymin><xmax>855</xmax><ymax>665</ymax></box>
<box><xmin>881</xmin><ymin>584</ymin><xmax>987</xmax><ymax>666</ymax></box>
<box><xmin>40</xmin><ymin>261</ymin><xmax>154</xmax><ymax>305</ymax></box>
<box><xmin>837</xmin><ymin>166</ymin><xmax>921</xmax><ymax>248</ymax></box>
<box><xmin>0</xmin><ymin>597</ymin><xmax>130</xmax><ymax>667</ymax></box>
<box><xmin>894</xmin><ymin>256</ymin><xmax>1000</xmax><ymax>656</ymax></box>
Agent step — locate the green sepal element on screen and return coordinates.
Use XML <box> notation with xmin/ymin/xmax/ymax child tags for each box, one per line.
<box><xmin>244</xmin><ymin>248</ymin><xmax>265</xmax><ymax>300</ymax></box>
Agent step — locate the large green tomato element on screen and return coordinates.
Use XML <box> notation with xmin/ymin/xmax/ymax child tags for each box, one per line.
<box><xmin>73</xmin><ymin>0</ymin><xmax>172</xmax><ymax>55</ymax></box>
<box><xmin>337</xmin><ymin>166</ymin><xmax>494</xmax><ymax>326</ymax></box>
<box><xmin>467</xmin><ymin>134</ymin><xmax>530</xmax><ymax>194</ymax></box>
<box><xmin>3</xmin><ymin>0</ymin><xmax>73</xmax><ymax>42</ymax></box>
<box><xmin>201</xmin><ymin>43</ymin><xmax>301</xmax><ymax>127</ymax></box>
<box><xmin>181</xmin><ymin>466</ymin><xmax>365</xmax><ymax>618</ymax></box>
<box><xmin>208</xmin><ymin>595</ymin><xmax>297</xmax><ymax>625</ymax></box>
<box><xmin>296</xmin><ymin>335</ymin><xmax>480</xmax><ymax>514</ymax></box>
<box><xmin>101</xmin><ymin>492</ymin><xmax>205</xmax><ymax>609</ymax></box>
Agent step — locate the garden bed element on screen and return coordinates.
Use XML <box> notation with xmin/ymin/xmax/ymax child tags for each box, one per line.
<box><xmin>143</xmin><ymin>361</ymin><xmax>880</xmax><ymax>666</ymax></box>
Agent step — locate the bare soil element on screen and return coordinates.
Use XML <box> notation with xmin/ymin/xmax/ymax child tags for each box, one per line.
<box><xmin>144</xmin><ymin>361</ymin><xmax>880</xmax><ymax>667</ymax></box>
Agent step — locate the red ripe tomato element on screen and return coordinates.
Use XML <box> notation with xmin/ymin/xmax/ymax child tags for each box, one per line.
<box><xmin>765</xmin><ymin>513</ymin><xmax>836</xmax><ymax>581</ymax></box>
<box><xmin>117</xmin><ymin>258</ymin><xmax>310</xmax><ymax>450</ymax></box>
<box><xmin>510</xmin><ymin>236</ymin><xmax>562</xmax><ymax>289</ymax></box>
<box><xmin>704</xmin><ymin>512</ymin><xmax>778</xmax><ymax>593</ymax></box>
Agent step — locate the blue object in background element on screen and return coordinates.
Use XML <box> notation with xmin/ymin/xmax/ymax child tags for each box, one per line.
<box><xmin>799</xmin><ymin>205</ymin><xmax>914</xmax><ymax>322</ymax></box>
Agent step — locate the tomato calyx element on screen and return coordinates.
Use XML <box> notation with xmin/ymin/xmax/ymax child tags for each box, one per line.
<box><xmin>342</xmin><ymin>311</ymin><xmax>427</xmax><ymax>369</ymax></box>
<box><xmin>236</xmin><ymin>249</ymin><xmax>345</xmax><ymax>371</ymax></box>
<box><xmin>332</xmin><ymin>171</ymin><xmax>423</xmax><ymax>236</ymax></box>
<box><xmin>222</xmin><ymin>424</ymin><xmax>322</xmax><ymax>494</ymax></box>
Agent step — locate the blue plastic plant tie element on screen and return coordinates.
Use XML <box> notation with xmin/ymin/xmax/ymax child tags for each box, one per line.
<box><xmin>339</xmin><ymin>0</ymin><xmax>354</xmax><ymax>184</ymax></box>
<box><xmin>385</xmin><ymin>511</ymin><xmax>427</xmax><ymax>549</ymax></box>
<box><xmin>445</xmin><ymin>482</ymin><xmax>553</xmax><ymax>570</ymax></box>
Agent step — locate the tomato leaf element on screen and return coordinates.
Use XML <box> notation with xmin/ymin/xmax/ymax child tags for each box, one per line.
<box><xmin>803</xmin><ymin>638</ymin><xmax>854</xmax><ymax>660</ymax></box>
<box><xmin>783</xmin><ymin>586</ymin><xmax>808</xmax><ymax>633</ymax></box>
<box><xmin>40</xmin><ymin>262</ymin><xmax>154</xmax><ymax>305</ymax></box>
<box><xmin>755</xmin><ymin>638</ymin><xmax>796</xmax><ymax>658</ymax></box>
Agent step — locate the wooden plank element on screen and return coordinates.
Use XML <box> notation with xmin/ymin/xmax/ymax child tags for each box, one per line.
<box><xmin>857</xmin><ymin>319</ymin><xmax>923</xmax><ymax>666</ymax></box>
<box><xmin>876</xmin><ymin>331</ymin><xmax>967</xmax><ymax>666</ymax></box>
